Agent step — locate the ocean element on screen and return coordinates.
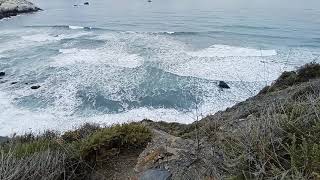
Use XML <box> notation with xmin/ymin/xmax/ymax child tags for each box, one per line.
<box><xmin>0</xmin><ymin>0</ymin><xmax>319</xmax><ymax>135</ymax></box>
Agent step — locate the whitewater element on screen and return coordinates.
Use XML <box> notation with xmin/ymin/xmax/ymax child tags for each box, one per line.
<box><xmin>0</xmin><ymin>0</ymin><xmax>320</xmax><ymax>135</ymax></box>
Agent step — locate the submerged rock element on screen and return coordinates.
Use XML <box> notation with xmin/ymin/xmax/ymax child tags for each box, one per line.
<box><xmin>31</xmin><ymin>85</ymin><xmax>40</xmax><ymax>89</ymax></box>
<box><xmin>84</xmin><ymin>2</ymin><xmax>89</xmax><ymax>5</ymax></box>
<box><xmin>0</xmin><ymin>72</ymin><xmax>5</xmax><ymax>76</ymax></box>
<box><xmin>218</xmin><ymin>81</ymin><xmax>230</xmax><ymax>89</ymax></box>
<box><xmin>11</xmin><ymin>81</ymin><xmax>17</xmax><ymax>84</ymax></box>
<box><xmin>0</xmin><ymin>0</ymin><xmax>41</xmax><ymax>19</ymax></box>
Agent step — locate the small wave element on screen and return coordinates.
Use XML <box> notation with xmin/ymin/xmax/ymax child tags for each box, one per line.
<box><xmin>21</xmin><ymin>33</ymin><xmax>61</xmax><ymax>42</ymax></box>
<box><xmin>187</xmin><ymin>44</ymin><xmax>277</xmax><ymax>58</ymax></box>
<box><xmin>68</xmin><ymin>25</ymin><xmax>95</xmax><ymax>30</ymax></box>
<box><xmin>222</xmin><ymin>25</ymin><xmax>276</xmax><ymax>30</ymax></box>
<box><xmin>25</xmin><ymin>25</ymin><xmax>106</xmax><ymax>31</ymax></box>
<box><xmin>69</xmin><ymin>25</ymin><xmax>85</xmax><ymax>30</ymax></box>
<box><xmin>312</xmin><ymin>38</ymin><xmax>320</xmax><ymax>43</ymax></box>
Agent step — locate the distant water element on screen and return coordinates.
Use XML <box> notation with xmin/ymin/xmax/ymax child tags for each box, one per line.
<box><xmin>0</xmin><ymin>0</ymin><xmax>320</xmax><ymax>135</ymax></box>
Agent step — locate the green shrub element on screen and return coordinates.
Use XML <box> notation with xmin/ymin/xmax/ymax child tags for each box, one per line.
<box><xmin>62</xmin><ymin>123</ymin><xmax>100</xmax><ymax>143</ymax></box>
<box><xmin>78</xmin><ymin>123</ymin><xmax>152</xmax><ymax>160</ymax></box>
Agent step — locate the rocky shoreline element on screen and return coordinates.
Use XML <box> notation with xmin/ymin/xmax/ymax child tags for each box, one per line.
<box><xmin>0</xmin><ymin>0</ymin><xmax>41</xmax><ymax>19</ymax></box>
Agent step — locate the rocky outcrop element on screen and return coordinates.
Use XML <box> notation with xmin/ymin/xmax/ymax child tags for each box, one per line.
<box><xmin>0</xmin><ymin>0</ymin><xmax>41</xmax><ymax>19</ymax></box>
<box><xmin>135</xmin><ymin>129</ymin><xmax>221</xmax><ymax>179</ymax></box>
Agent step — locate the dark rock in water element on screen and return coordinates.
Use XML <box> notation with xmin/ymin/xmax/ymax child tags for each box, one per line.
<box><xmin>218</xmin><ymin>81</ymin><xmax>230</xmax><ymax>89</ymax></box>
<box><xmin>11</xmin><ymin>81</ymin><xmax>18</xmax><ymax>85</ymax></box>
<box><xmin>84</xmin><ymin>2</ymin><xmax>89</xmax><ymax>5</ymax></box>
<box><xmin>73</xmin><ymin>4</ymin><xmax>78</xmax><ymax>6</ymax></box>
<box><xmin>0</xmin><ymin>72</ymin><xmax>5</xmax><ymax>76</ymax></box>
<box><xmin>31</xmin><ymin>85</ymin><xmax>41</xmax><ymax>89</ymax></box>
<box><xmin>148</xmin><ymin>0</ymin><xmax>152</xmax><ymax>2</ymax></box>
<box><xmin>139</xmin><ymin>169</ymin><xmax>172</xmax><ymax>180</ymax></box>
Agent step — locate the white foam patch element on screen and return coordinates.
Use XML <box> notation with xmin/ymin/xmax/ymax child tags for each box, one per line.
<box><xmin>52</xmin><ymin>48</ymin><xmax>143</xmax><ymax>68</ymax></box>
<box><xmin>69</xmin><ymin>25</ymin><xmax>84</xmax><ymax>30</ymax></box>
<box><xmin>0</xmin><ymin>80</ymin><xmax>260</xmax><ymax>136</ymax></box>
<box><xmin>187</xmin><ymin>45</ymin><xmax>277</xmax><ymax>57</ymax></box>
<box><xmin>150</xmin><ymin>43</ymin><xmax>293</xmax><ymax>82</ymax></box>
<box><xmin>0</xmin><ymin>91</ymin><xmax>58</xmax><ymax>136</ymax></box>
<box><xmin>165</xmin><ymin>56</ymin><xmax>294</xmax><ymax>82</ymax></box>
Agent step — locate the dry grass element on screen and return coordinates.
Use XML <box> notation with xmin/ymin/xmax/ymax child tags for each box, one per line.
<box><xmin>204</xmin><ymin>91</ymin><xmax>320</xmax><ymax>179</ymax></box>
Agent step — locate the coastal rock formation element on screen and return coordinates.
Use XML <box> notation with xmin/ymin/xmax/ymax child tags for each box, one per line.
<box><xmin>0</xmin><ymin>0</ymin><xmax>41</xmax><ymax>19</ymax></box>
<box><xmin>135</xmin><ymin>129</ymin><xmax>218</xmax><ymax>179</ymax></box>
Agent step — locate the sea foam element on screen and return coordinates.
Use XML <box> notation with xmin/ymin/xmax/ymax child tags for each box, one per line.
<box><xmin>187</xmin><ymin>44</ymin><xmax>277</xmax><ymax>58</ymax></box>
<box><xmin>53</xmin><ymin>47</ymin><xmax>143</xmax><ymax>68</ymax></box>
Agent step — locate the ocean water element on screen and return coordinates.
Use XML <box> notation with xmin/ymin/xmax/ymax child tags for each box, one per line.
<box><xmin>0</xmin><ymin>0</ymin><xmax>320</xmax><ymax>135</ymax></box>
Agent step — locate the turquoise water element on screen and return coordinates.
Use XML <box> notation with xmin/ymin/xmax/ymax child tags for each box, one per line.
<box><xmin>0</xmin><ymin>0</ymin><xmax>319</xmax><ymax>135</ymax></box>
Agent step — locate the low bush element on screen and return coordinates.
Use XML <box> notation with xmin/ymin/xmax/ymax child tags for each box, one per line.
<box><xmin>78</xmin><ymin>123</ymin><xmax>152</xmax><ymax>160</ymax></box>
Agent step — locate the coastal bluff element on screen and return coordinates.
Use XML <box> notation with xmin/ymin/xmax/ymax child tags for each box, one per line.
<box><xmin>0</xmin><ymin>0</ymin><xmax>41</xmax><ymax>19</ymax></box>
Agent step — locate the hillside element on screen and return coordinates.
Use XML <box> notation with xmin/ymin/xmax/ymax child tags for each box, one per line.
<box><xmin>0</xmin><ymin>63</ymin><xmax>320</xmax><ymax>179</ymax></box>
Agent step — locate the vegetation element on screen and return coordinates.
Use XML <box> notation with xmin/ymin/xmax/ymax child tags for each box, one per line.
<box><xmin>203</xmin><ymin>66</ymin><xmax>320</xmax><ymax>179</ymax></box>
<box><xmin>0</xmin><ymin>123</ymin><xmax>152</xmax><ymax>180</ymax></box>
<box><xmin>260</xmin><ymin>62</ymin><xmax>320</xmax><ymax>94</ymax></box>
